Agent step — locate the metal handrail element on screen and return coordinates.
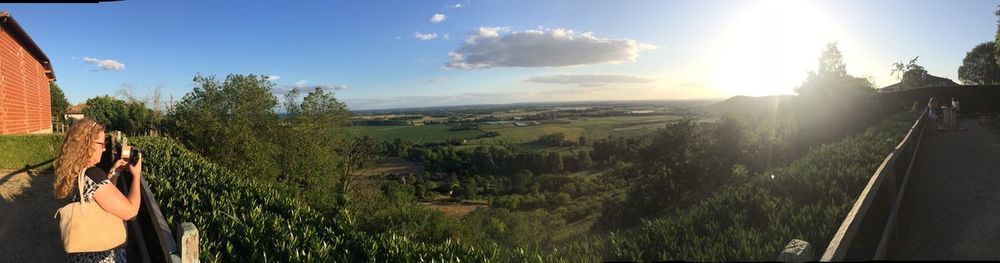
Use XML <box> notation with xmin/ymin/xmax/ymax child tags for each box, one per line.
<box><xmin>820</xmin><ymin>109</ymin><xmax>927</xmax><ymax>261</ymax></box>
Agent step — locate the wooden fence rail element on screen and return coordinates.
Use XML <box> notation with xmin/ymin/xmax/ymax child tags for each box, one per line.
<box><xmin>819</xmin><ymin>109</ymin><xmax>927</xmax><ymax>261</ymax></box>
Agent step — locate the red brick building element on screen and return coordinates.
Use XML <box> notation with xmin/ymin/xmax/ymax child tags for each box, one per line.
<box><xmin>0</xmin><ymin>11</ymin><xmax>56</xmax><ymax>134</ymax></box>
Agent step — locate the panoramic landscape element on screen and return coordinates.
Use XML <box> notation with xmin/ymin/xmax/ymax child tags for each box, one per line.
<box><xmin>4</xmin><ymin>0</ymin><xmax>1000</xmax><ymax>262</ymax></box>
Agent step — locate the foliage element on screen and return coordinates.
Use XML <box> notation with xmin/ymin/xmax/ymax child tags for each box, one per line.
<box><xmin>794</xmin><ymin>43</ymin><xmax>879</xmax><ymax>150</ymax></box>
<box><xmin>50</xmin><ymin>82</ymin><xmax>70</xmax><ymax>122</ymax></box>
<box><xmin>349</xmin><ymin>124</ymin><xmax>486</xmax><ymax>143</ymax></box>
<box><xmin>131</xmin><ymin>136</ymin><xmax>613</xmax><ymax>262</ymax></box>
<box><xmin>83</xmin><ymin>95</ymin><xmax>160</xmax><ymax>135</ymax></box>
<box><xmin>890</xmin><ymin>56</ymin><xmax>934</xmax><ymax>90</ymax></box>
<box><xmin>164</xmin><ymin>74</ymin><xmax>281</xmax><ymax>182</ymax></box>
<box><xmin>995</xmin><ymin>6</ymin><xmax>1000</xmax><ymax>68</ymax></box>
<box><xmin>0</xmin><ymin>134</ymin><xmax>62</xmax><ymax>170</ymax></box>
<box><xmin>537</xmin><ymin>132</ymin><xmax>570</xmax><ymax>147</ymax></box>
<box><xmin>598</xmin><ymin>111</ymin><xmax>914</xmax><ymax>261</ymax></box>
<box><xmin>277</xmin><ymin>86</ymin><xmax>353</xmax><ymax>210</ymax></box>
<box><xmin>958</xmin><ymin>41</ymin><xmax>1000</xmax><ymax>85</ymax></box>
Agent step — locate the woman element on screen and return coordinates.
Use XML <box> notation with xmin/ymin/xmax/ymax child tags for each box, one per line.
<box><xmin>927</xmin><ymin>97</ymin><xmax>939</xmax><ymax>119</ymax></box>
<box><xmin>53</xmin><ymin>117</ymin><xmax>143</xmax><ymax>263</ymax></box>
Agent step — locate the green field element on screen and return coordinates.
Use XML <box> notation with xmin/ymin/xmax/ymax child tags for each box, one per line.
<box><xmin>469</xmin><ymin>115</ymin><xmax>684</xmax><ymax>147</ymax></box>
<box><xmin>349</xmin><ymin>124</ymin><xmax>486</xmax><ymax>143</ymax></box>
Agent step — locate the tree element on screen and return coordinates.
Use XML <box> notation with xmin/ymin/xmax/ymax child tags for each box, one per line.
<box><xmin>83</xmin><ymin>95</ymin><xmax>159</xmax><ymax>135</ymax></box>
<box><xmin>995</xmin><ymin>6</ymin><xmax>1000</xmax><ymax>67</ymax></box>
<box><xmin>83</xmin><ymin>96</ymin><xmax>128</xmax><ymax>131</ymax></box>
<box><xmin>890</xmin><ymin>56</ymin><xmax>931</xmax><ymax>89</ymax></box>
<box><xmin>959</xmin><ymin>41</ymin><xmax>1000</xmax><ymax>85</ymax></box>
<box><xmin>794</xmin><ymin>43</ymin><xmax>877</xmax><ymax>150</ymax></box>
<box><xmin>165</xmin><ymin>74</ymin><xmax>281</xmax><ymax>181</ymax></box>
<box><xmin>50</xmin><ymin>82</ymin><xmax>70</xmax><ymax>122</ymax></box>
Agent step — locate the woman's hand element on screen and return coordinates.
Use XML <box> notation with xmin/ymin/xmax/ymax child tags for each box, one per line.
<box><xmin>128</xmin><ymin>157</ymin><xmax>142</xmax><ymax>179</ymax></box>
<box><xmin>112</xmin><ymin>159</ymin><xmax>128</xmax><ymax>175</ymax></box>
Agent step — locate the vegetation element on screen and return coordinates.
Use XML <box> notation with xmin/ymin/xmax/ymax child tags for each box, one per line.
<box><xmin>0</xmin><ymin>134</ymin><xmax>62</xmax><ymax>170</ymax></box>
<box><xmin>45</xmin><ymin>42</ymin><xmax>917</xmax><ymax>262</ymax></box>
<box><xmin>50</xmin><ymin>82</ymin><xmax>70</xmax><ymax>123</ymax></box>
<box><xmin>349</xmin><ymin>124</ymin><xmax>486</xmax><ymax>143</ymax></box>
<box><xmin>598</xmin><ymin>111</ymin><xmax>914</xmax><ymax>261</ymax></box>
<box><xmin>83</xmin><ymin>95</ymin><xmax>161</xmax><ymax>136</ymax></box>
<box><xmin>959</xmin><ymin>41</ymin><xmax>1000</xmax><ymax>85</ymax></box>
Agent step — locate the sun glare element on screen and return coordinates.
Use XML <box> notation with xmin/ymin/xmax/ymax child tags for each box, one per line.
<box><xmin>709</xmin><ymin>0</ymin><xmax>849</xmax><ymax>97</ymax></box>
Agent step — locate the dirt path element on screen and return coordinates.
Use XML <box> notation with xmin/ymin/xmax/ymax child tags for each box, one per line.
<box><xmin>0</xmin><ymin>169</ymin><xmax>66</xmax><ymax>263</ymax></box>
<box><xmin>886</xmin><ymin>119</ymin><xmax>1000</xmax><ymax>260</ymax></box>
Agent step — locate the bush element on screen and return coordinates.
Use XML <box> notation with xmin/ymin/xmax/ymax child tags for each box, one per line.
<box><xmin>131</xmin><ymin>136</ymin><xmax>606</xmax><ymax>262</ymax></box>
<box><xmin>599</xmin><ymin>111</ymin><xmax>914</xmax><ymax>261</ymax></box>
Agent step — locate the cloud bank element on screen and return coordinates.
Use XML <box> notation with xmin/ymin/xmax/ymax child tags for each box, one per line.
<box><xmin>83</xmin><ymin>57</ymin><xmax>125</xmax><ymax>71</ymax></box>
<box><xmin>525</xmin><ymin>73</ymin><xmax>655</xmax><ymax>87</ymax></box>
<box><xmin>446</xmin><ymin>27</ymin><xmax>654</xmax><ymax>69</ymax></box>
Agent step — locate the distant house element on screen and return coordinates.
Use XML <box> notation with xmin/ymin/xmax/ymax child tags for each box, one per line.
<box><xmin>0</xmin><ymin>11</ymin><xmax>56</xmax><ymax>134</ymax></box>
<box><xmin>879</xmin><ymin>74</ymin><xmax>957</xmax><ymax>92</ymax></box>
<box><xmin>65</xmin><ymin>103</ymin><xmax>86</xmax><ymax>121</ymax></box>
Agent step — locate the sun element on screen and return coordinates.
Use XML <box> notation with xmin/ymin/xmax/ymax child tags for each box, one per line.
<box><xmin>709</xmin><ymin>0</ymin><xmax>850</xmax><ymax>97</ymax></box>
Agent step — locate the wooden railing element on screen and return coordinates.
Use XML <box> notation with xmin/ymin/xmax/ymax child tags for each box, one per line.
<box><xmin>819</xmin><ymin>109</ymin><xmax>928</xmax><ymax>261</ymax></box>
<box><xmin>117</xmin><ymin>172</ymin><xmax>199</xmax><ymax>263</ymax></box>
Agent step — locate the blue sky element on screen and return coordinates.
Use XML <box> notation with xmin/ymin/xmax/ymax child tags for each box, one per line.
<box><xmin>4</xmin><ymin>0</ymin><xmax>998</xmax><ymax>110</ymax></box>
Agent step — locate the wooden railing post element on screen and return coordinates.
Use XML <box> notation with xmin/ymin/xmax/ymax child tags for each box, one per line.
<box><xmin>177</xmin><ymin>222</ymin><xmax>199</xmax><ymax>263</ymax></box>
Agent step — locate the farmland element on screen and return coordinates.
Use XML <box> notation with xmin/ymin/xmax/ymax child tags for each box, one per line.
<box><xmin>471</xmin><ymin>115</ymin><xmax>686</xmax><ymax>146</ymax></box>
<box><xmin>348</xmin><ymin>124</ymin><xmax>486</xmax><ymax>143</ymax></box>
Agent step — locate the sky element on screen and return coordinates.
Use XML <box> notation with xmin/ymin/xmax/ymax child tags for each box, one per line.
<box><xmin>4</xmin><ymin>0</ymin><xmax>998</xmax><ymax>110</ymax></box>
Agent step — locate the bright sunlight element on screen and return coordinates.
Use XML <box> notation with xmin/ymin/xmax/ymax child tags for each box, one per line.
<box><xmin>710</xmin><ymin>0</ymin><xmax>852</xmax><ymax>97</ymax></box>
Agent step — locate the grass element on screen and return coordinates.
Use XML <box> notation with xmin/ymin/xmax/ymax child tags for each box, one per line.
<box><xmin>348</xmin><ymin>124</ymin><xmax>486</xmax><ymax>143</ymax></box>
<box><xmin>470</xmin><ymin>115</ymin><xmax>683</xmax><ymax>146</ymax></box>
<box><xmin>0</xmin><ymin>134</ymin><xmax>62</xmax><ymax>170</ymax></box>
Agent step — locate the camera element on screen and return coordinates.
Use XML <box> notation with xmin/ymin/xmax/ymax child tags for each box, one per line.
<box><xmin>109</xmin><ymin>130</ymin><xmax>141</xmax><ymax>166</ymax></box>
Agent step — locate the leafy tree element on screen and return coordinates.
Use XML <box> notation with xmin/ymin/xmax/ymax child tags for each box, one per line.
<box><xmin>278</xmin><ymin>86</ymin><xmax>354</xmax><ymax>209</ymax></box>
<box><xmin>891</xmin><ymin>56</ymin><xmax>931</xmax><ymax>89</ymax></box>
<box><xmin>537</xmin><ymin>132</ymin><xmax>567</xmax><ymax>147</ymax></box>
<box><xmin>50</xmin><ymin>82</ymin><xmax>69</xmax><ymax>122</ymax></box>
<box><xmin>83</xmin><ymin>95</ymin><xmax>160</xmax><ymax>135</ymax></box>
<box><xmin>794</xmin><ymin>43</ymin><xmax>877</xmax><ymax>150</ymax></box>
<box><xmin>83</xmin><ymin>95</ymin><xmax>128</xmax><ymax>131</ymax></box>
<box><xmin>995</xmin><ymin>6</ymin><xmax>1000</xmax><ymax>67</ymax></box>
<box><xmin>165</xmin><ymin>74</ymin><xmax>281</xmax><ymax>181</ymax></box>
<box><xmin>959</xmin><ymin>41</ymin><xmax>1000</xmax><ymax>85</ymax></box>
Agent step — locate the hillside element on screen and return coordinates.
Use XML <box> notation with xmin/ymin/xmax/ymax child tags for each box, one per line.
<box><xmin>703</xmin><ymin>95</ymin><xmax>795</xmax><ymax>117</ymax></box>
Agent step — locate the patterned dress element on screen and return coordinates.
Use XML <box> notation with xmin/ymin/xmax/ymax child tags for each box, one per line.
<box><xmin>67</xmin><ymin>166</ymin><xmax>126</xmax><ymax>263</ymax></box>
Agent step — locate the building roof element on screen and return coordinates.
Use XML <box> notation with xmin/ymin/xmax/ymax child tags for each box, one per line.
<box><xmin>67</xmin><ymin>103</ymin><xmax>87</xmax><ymax>114</ymax></box>
<box><xmin>0</xmin><ymin>11</ymin><xmax>55</xmax><ymax>80</ymax></box>
<box><xmin>879</xmin><ymin>74</ymin><xmax>958</xmax><ymax>92</ymax></box>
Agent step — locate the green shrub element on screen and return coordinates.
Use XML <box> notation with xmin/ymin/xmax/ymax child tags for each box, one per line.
<box><xmin>132</xmin><ymin>136</ymin><xmax>574</xmax><ymax>262</ymax></box>
<box><xmin>0</xmin><ymin>134</ymin><xmax>62</xmax><ymax>170</ymax></box>
<box><xmin>600</xmin><ymin>111</ymin><xmax>915</xmax><ymax>261</ymax></box>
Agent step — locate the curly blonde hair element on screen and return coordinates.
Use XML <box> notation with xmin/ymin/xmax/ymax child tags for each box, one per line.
<box><xmin>54</xmin><ymin>117</ymin><xmax>105</xmax><ymax>199</ymax></box>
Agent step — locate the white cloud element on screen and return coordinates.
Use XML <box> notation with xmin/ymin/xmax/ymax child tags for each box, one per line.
<box><xmin>447</xmin><ymin>3</ymin><xmax>463</xmax><ymax>8</ymax></box>
<box><xmin>525</xmin><ymin>73</ymin><xmax>656</xmax><ymax>87</ymax></box>
<box><xmin>443</xmin><ymin>34</ymin><xmax>450</xmax><ymax>40</ymax></box>
<box><xmin>415</xmin><ymin>32</ymin><xmax>438</xmax><ymax>40</ymax></box>
<box><xmin>447</xmin><ymin>28</ymin><xmax>654</xmax><ymax>69</ymax></box>
<box><xmin>265</xmin><ymin>75</ymin><xmax>281</xmax><ymax>81</ymax></box>
<box><xmin>83</xmin><ymin>57</ymin><xmax>125</xmax><ymax>71</ymax></box>
<box><xmin>430</xmin><ymin>13</ymin><xmax>446</xmax><ymax>23</ymax></box>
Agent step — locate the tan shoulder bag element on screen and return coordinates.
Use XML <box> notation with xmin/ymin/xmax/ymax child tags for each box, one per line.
<box><xmin>54</xmin><ymin>168</ymin><xmax>127</xmax><ymax>253</ymax></box>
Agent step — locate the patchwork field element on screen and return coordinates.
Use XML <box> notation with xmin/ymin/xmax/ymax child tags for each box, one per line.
<box><xmin>349</xmin><ymin>124</ymin><xmax>486</xmax><ymax>143</ymax></box>
<box><xmin>469</xmin><ymin>115</ymin><xmax>685</xmax><ymax>146</ymax></box>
